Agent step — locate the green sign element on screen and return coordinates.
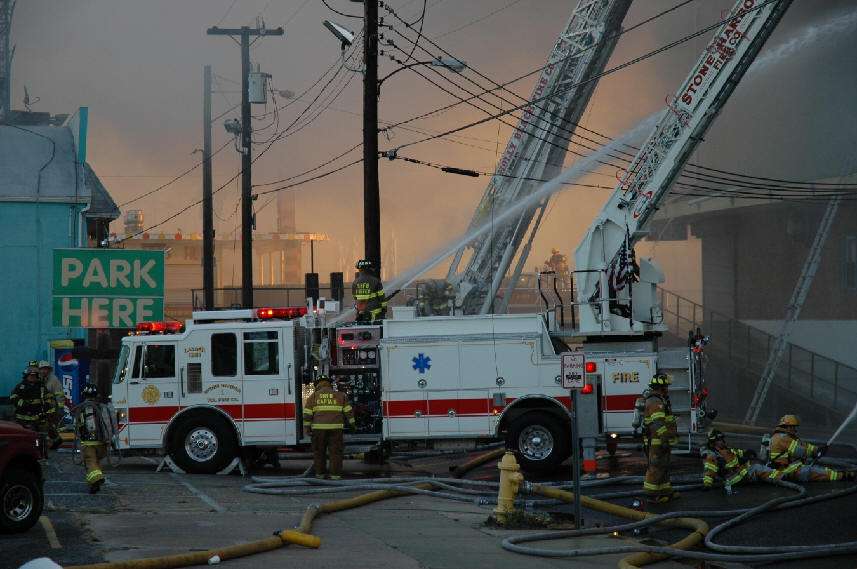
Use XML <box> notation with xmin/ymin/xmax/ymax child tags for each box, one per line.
<box><xmin>52</xmin><ymin>249</ymin><xmax>165</xmax><ymax>328</ymax></box>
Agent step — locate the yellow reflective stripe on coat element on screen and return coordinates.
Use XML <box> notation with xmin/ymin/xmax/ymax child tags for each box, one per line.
<box><xmin>311</xmin><ymin>423</ymin><xmax>344</xmax><ymax>430</ymax></box>
<box><xmin>643</xmin><ymin>481</ymin><xmax>661</xmax><ymax>491</ymax></box>
<box><xmin>646</xmin><ymin>411</ymin><xmax>666</xmax><ymax>421</ymax></box>
<box><xmin>727</xmin><ymin>468</ymin><xmax>748</xmax><ymax>485</ymax></box>
<box><xmin>81</xmin><ymin>441</ymin><xmax>103</xmax><ymax>447</ymax></box>
<box><xmin>656</xmin><ymin>426</ymin><xmax>669</xmax><ymax>436</ymax></box>
<box><xmin>314</xmin><ymin>405</ymin><xmax>345</xmax><ymax>412</ymax></box>
<box><xmin>725</xmin><ymin>457</ymin><xmax>740</xmax><ymax>468</ymax></box>
<box><xmin>86</xmin><ymin>469</ymin><xmax>104</xmax><ymax>483</ymax></box>
<box><xmin>787</xmin><ymin>439</ymin><xmax>799</xmax><ymax>454</ymax></box>
<box><xmin>704</xmin><ymin>462</ymin><xmax>718</xmax><ymax>472</ymax></box>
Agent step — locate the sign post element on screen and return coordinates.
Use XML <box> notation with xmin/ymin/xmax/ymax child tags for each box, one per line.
<box><xmin>52</xmin><ymin>249</ymin><xmax>165</xmax><ymax>328</ymax></box>
<box><xmin>562</xmin><ymin>348</ymin><xmax>585</xmax><ymax>529</ymax></box>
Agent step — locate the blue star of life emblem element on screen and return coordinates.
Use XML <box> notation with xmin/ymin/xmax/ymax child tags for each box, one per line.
<box><xmin>412</xmin><ymin>353</ymin><xmax>431</xmax><ymax>374</ymax></box>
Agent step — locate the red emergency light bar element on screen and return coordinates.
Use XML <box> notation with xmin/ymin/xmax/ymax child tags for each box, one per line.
<box><xmin>585</xmin><ymin>361</ymin><xmax>597</xmax><ymax>373</ymax></box>
<box><xmin>136</xmin><ymin>321</ymin><xmax>184</xmax><ymax>334</ymax></box>
<box><xmin>256</xmin><ymin>307</ymin><xmax>308</xmax><ymax>320</ymax></box>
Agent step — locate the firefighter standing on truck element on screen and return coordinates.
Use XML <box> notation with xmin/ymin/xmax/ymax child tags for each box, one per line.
<box><xmin>10</xmin><ymin>365</ymin><xmax>56</xmax><ymax>438</ymax></box>
<box><xmin>768</xmin><ymin>415</ymin><xmax>854</xmax><ymax>482</ymax></box>
<box><xmin>303</xmin><ymin>375</ymin><xmax>356</xmax><ymax>480</ymax></box>
<box><xmin>352</xmin><ymin>259</ymin><xmax>387</xmax><ymax>323</ymax></box>
<box><xmin>75</xmin><ymin>384</ymin><xmax>114</xmax><ymax>494</ymax></box>
<box><xmin>701</xmin><ymin>429</ymin><xmax>776</xmax><ymax>492</ymax></box>
<box><xmin>642</xmin><ymin>373</ymin><xmax>679</xmax><ymax>503</ymax></box>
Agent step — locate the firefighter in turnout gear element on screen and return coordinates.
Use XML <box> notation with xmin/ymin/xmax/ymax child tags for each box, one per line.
<box><xmin>352</xmin><ymin>259</ymin><xmax>387</xmax><ymax>323</ymax></box>
<box><xmin>701</xmin><ymin>429</ymin><xmax>775</xmax><ymax>491</ymax></box>
<box><xmin>37</xmin><ymin>360</ymin><xmax>66</xmax><ymax>450</ymax></box>
<box><xmin>768</xmin><ymin>415</ymin><xmax>854</xmax><ymax>482</ymax></box>
<box><xmin>303</xmin><ymin>375</ymin><xmax>356</xmax><ymax>479</ymax></box>
<box><xmin>642</xmin><ymin>373</ymin><xmax>679</xmax><ymax>503</ymax></box>
<box><xmin>75</xmin><ymin>384</ymin><xmax>114</xmax><ymax>494</ymax></box>
<box><xmin>10</xmin><ymin>365</ymin><xmax>57</xmax><ymax>437</ymax></box>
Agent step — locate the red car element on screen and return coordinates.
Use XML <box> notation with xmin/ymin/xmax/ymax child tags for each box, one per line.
<box><xmin>0</xmin><ymin>420</ymin><xmax>45</xmax><ymax>532</ymax></box>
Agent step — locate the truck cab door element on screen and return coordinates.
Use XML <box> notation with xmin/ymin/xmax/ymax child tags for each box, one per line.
<box><xmin>127</xmin><ymin>342</ymin><xmax>180</xmax><ymax>446</ymax></box>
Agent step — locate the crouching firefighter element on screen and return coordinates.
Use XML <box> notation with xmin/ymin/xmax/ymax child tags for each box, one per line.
<box><xmin>642</xmin><ymin>373</ymin><xmax>679</xmax><ymax>503</ymax></box>
<box><xmin>303</xmin><ymin>375</ymin><xmax>356</xmax><ymax>480</ymax></box>
<box><xmin>74</xmin><ymin>384</ymin><xmax>117</xmax><ymax>494</ymax></box>
<box><xmin>701</xmin><ymin>429</ymin><xmax>775</xmax><ymax>492</ymax></box>
<box><xmin>768</xmin><ymin>415</ymin><xmax>854</xmax><ymax>482</ymax></box>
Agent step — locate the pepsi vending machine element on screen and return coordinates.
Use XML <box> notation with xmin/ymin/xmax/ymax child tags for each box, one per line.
<box><xmin>53</xmin><ymin>341</ymin><xmax>90</xmax><ymax>406</ymax></box>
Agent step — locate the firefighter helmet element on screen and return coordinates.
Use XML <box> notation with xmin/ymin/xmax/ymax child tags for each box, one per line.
<box><xmin>649</xmin><ymin>373</ymin><xmax>672</xmax><ymax>387</ymax></box>
<box><xmin>356</xmin><ymin>259</ymin><xmax>373</xmax><ymax>271</ymax></box>
<box><xmin>38</xmin><ymin>360</ymin><xmax>52</xmax><ymax>369</ymax></box>
<box><xmin>82</xmin><ymin>384</ymin><xmax>99</xmax><ymax>399</ymax></box>
<box><xmin>778</xmin><ymin>414</ymin><xmax>800</xmax><ymax>428</ymax></box>
<box><xmin>706</xmin><ymin>428</ymin><xmax>725</xmax><ymax>447</ymax></box>
<box><xmin>315</xmin><ymin>374</ymin><xmax>331</xmax><ymax>386</ymax></box>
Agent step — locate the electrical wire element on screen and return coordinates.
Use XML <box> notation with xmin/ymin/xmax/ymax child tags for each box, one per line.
<box><xmin>216</xmin><ymin>0</ymin><xmax>240</xmax><ymax>26</ymax></box>
<box><xmin>321</xmin><ymin>0</ymin><xmax>363</xmax><ymax>19</ymax></box>
<box><xmin>433</xmin><ymin>0</ymin><xmax>526</xmax><ymax>40</ymax></box>
<box><xmin>400</xmin><ymin>0</ymin><xmax>426</xmax><ymax>63</ymax></box>
<box><xmin>119</xmin><ymin>140</ymin><xmax>233</xmax><ymax>208</ymax></box>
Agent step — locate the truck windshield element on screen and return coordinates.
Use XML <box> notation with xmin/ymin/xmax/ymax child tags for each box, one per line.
<box><xmin>113</xmin><ymin>345</ymin><xmax>130</xmax><ymax>385</ymax></box>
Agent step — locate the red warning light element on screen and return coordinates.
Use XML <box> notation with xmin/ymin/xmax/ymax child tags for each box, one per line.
<box><xmin>585</xmin><ymin>361</ymin><xmax>597</xmax><ymax>373</ymax></box>
<box><xmin>581</xmin><ymin>383</ymin><xmax>594</xmax><ymax>395</ymax></box>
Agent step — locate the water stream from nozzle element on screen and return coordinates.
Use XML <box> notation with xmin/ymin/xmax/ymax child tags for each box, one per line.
<box><xmin>827</xmin><ymin>402</ymin><xmax>857</xmax><ymax>447</ymax></box>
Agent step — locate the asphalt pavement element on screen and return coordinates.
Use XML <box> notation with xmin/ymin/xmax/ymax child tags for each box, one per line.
<box><xmin>5</xmin><ymin>439</ymin><xmax>857</xmax><ymax>569</ymax></box>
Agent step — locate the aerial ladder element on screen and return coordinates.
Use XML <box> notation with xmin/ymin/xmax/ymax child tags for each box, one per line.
<box><xmin>573</xmin><ymin>0</ymin><xmax>794</xmax><ymax>335</ymax></box>
<box><xmin>447</xmin><ymin>0</ymin><xmax>633</xmax><ymax>315</ymax></box>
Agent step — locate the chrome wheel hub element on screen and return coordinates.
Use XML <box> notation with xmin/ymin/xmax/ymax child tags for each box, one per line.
<box><xmin>3</xmin><ymin>484</ymin><xmax>34</xmax><ymax>522</ymax></box>
<box><xmin>185</xmin><ymin>427</ymin><xmax>219</xmax><ymax>463</ymax></box>
<box><xmin>518</xmin><ymin>425</ymin><xmax>554</xmax><ymax>461</ymax></box>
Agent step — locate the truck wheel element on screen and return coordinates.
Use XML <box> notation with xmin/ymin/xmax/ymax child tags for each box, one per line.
<box><xmin>0</xmin><ymin>467</ymin><xmax>44</xmax><ymax>533</ymax></box>
<box><xmin>169</xmin><ymin>414</ymin><xmax>237</xmax><ymax>474</ymax></box>
<box><xmin>506</xmin><ymin>412</ymin><xmax>569</xmax><ymax>474</ymax></box>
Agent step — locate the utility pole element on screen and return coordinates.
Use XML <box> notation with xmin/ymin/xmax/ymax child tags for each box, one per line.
<box><xmin>363</xmin><ymin>1</ymin><xmax>381</xmax><ymax>278</ymax></box>
<box><xmin>207</xmin><ymin>24</ymin><xmax>284</xmax><ymax>308</ymax></box>
<box><xmin>0</xmin><ymin>0</ymin><xmax>15</xmax><ymax>121</ymax></box>
<box><xmin>202</xmin><ymin>65</ymin><xmax>214</xmax><ymax>310</ymax></box>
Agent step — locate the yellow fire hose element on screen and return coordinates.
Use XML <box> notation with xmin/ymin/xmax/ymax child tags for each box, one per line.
<box><xmin>66</xmin><ymin>483</ymin><xmax>435</xmax><ymax>569</ymax></box>
<box><xmin>450</xmin><ymin>447</ymin><xmax>506</xmax><ymax>478</ymax></box>
<box><xmin>529</xmin><ymin>484</ymin><xmax>709</xmax><ymax>569</ymax></box>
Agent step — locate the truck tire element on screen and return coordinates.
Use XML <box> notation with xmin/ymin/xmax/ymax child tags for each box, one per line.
<box><xmin>506</xmin><ymin>412</ymin><xmax>569</xmax><ymax>474</ymax></box>
<box><xmin>0</xmin><ymin>467</ymin><xmax>44</xmax><ymax>533</ymax></box>
<box><xmin>169</xmin><ymin>414</ymin><xmax>237</xmax><ymax>474</ymax></box>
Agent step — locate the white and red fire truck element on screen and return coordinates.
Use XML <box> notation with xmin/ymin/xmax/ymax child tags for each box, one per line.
<box><xmin>110</xmin><ymin>305</ymin><xmax>704</xmax><ymax>473</ymax></box>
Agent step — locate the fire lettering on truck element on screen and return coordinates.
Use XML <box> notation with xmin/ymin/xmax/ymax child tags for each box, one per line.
<box><xmin>185</xmin><ymin>346</ymin><xmax>205</xmax><ymax>359</ymax></box>
<box><xmin>612</xmin><ymin>371</ymin><xmax>640</xmax><ymax>384</ymax></box>
<box><xmin>204</xmin><ymin>383</ymin><xmax>241</xmax><ymax>395</ymax></box>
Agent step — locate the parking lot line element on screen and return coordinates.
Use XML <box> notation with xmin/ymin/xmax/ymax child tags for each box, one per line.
<box><xmin>169</xmin><ymin>473</ymin><xmax>226</xmax><ymax>513</ymax></box>
<box><xmin>39</xmin><ymin>516</ymin><xmax>62</xmax><ymax>549</ymax></box>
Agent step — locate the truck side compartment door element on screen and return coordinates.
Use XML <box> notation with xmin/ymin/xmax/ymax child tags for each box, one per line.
<box><xmin>205</xmin><ymin>331</ymin><xmax>244</xmax><ymax>439</ymax></box>
<box><xmin>382</xmin><ymin>344</ymin><xmax>427</xmax><ymax>437</ymax></box>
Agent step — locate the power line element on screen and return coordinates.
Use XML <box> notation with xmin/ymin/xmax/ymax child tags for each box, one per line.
<box><xmin>433</xmin><ymin>0</ymin><xmax>526</xmax><ymax>40</ymax></box>
<box><xmin>321</xmin><ymin>0</ymin><xmax>363</xmax><ymax>19</ymax></box>
<box><xmin>119</xmin><ymin>139</ymin><xmax>232</xmax><ymax>207</ymax></box>
<box><xmin>216</xmin><ymin>0</ymin><xmax>240</xmax><ymax>26</ymax></box>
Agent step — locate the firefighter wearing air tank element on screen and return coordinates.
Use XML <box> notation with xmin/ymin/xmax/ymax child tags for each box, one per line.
<box><xmin>768</xmin><ymin>415</ymin><xmax>854</xmax><ymax>482</ymax></box>
<box><xmin>303</xmin><ymin>375</ymin><xmax>356</xmax><ymax>480</ymax></box>
<box><xmin>641</xmin><ymin>373</ymin><xmax>679</xmax><ymax>503</ymax></box>
<box><xmin>352</xmin><ymin>259</ymin><xmax>387</xmax><ymax>323</ymax></box>
<box><xmin>701</xmin><ymin>429</ymin><xmax>775</xmax><ymax>491</ymax></box>
<box><xmin>75</xmin><ymin>384</ymin><xmax>116</xmax><ymax>494</ymax></box>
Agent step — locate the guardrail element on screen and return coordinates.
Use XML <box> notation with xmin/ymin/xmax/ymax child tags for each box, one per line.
<box><xmin>659</xmin><ymin>288</ymin><xmax>857</xmax><ymax>419</ymax></box>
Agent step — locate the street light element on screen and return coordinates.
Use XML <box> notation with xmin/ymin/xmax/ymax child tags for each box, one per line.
<box><xmin>323</xmin><ymin>19</ymin><xmax>356</xmax><ymax>50</ymax></box>
<box><xmin>377</xmin><ymin>57</ymin><xmax>467</xmax><ymax>91</ymax></box>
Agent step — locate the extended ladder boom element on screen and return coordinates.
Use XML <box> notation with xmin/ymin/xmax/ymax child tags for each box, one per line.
<box><xmin>574</xmin><ymin>0</ymin><xmax>793</xmax><ymax>334</ymax></box>
<box><xmin>448</xmin><ymin>0</ymin><xmax>632</xmax><ymax>314</ymax></box>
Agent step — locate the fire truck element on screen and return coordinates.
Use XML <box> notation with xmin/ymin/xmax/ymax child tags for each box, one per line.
<box><xmin>109</xmin><ymin>304</ymin><xmax>703</xmax><ymax>473</ymax></box>
<box><xmin>110</xmin><ymin>0</ymin><xmax>791</xmax><ymax>474</ymax></box>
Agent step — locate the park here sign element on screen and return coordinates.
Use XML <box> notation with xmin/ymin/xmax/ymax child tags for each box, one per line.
<box><xmin>53</xmin><ymin>249</ymin><xmax>165</xmax><ymax>328</ymax></box>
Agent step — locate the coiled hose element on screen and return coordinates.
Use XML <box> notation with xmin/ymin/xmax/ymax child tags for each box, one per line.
<box><xmin>506</xmin><ymin>479</ymin><xmax>857</xmax><ymax>567</ymax></box>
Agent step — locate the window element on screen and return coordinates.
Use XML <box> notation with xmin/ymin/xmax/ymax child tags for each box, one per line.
<box><xmin>211</xmin><ymin>333</ymin><xmax>237</xmax><ymax>377</ymax></box>
<box><xmin>243</xmin><ymin>331</ymin><xmax>279</xmax><ymax>375</ymax></box>
<box><xmin>143</xmin><ymin>345</ymin><xmax>176</xmax><ymax>378</ymax></box>
<box><xmin>113</xmin><ymin>346</ymin><xmax>130</xmax><ymax>385</ymax></box>
<box><xmin>132</xmin><ymin>345</ymin><xmax>143</xmax><ymax>379</ymax></box>
<box><xmin>845</xmin><ymin>236</ymin><xmax>857</xmax><ymax>291</ymax></box>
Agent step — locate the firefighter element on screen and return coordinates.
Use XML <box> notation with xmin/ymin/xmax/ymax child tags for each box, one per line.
<box><xmin>37</xmin><ymin>360</ymin><xmax>66</xmax><ymax>450</ymax></box>
<box><xmin>352</xmin><ymin>259</ymin><xmax>387</xmax><ymax>323</ymax></box>
<box><xmin>10</xmin><ymin>365</ymin><xmax>57</xmax><ymax>437</ymax></box>
<box><xmin>303</xmin><ymin>375</ymin><xmax>356</xmax><ymax>480</ymax></box>
<box><xmin>701</xmin><ymin>429</ymin><xmax>776</xmax><ymax>491</ymax></box>
<box><xmin>768</xmin><ymin>415</ymin><xmax>854</xmax><ymax>482</ymax></box>
<box><xmin>74</xmin><ymin>384</ymin><xmax>113</xmax><ymax>494</ymax></box>
<box><xmin>642</xmin><ymin>373</ymin><xmax>679</xmax><ymax>503</ymax></box>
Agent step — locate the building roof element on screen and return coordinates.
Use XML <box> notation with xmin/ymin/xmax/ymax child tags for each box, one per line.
<box><xmin>0</xmin><ymin>124</ymin><xmax>85</xmax><ymax>201</ymax></box>
<box><xmin>0</xmin><ymin>124</ymin><xmax>120</xmax><ymax>221</ymax></box>
<box><xmin>83</xmin><ymin>163</ymin><xmax>120</xmax><ymax>220</ymax></box>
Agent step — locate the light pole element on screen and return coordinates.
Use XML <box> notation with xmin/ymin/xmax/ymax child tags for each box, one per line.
<box><xmin>323</xmin><ymin>11</ymin><xmax>466</xmax><ymax>281</ymax></box>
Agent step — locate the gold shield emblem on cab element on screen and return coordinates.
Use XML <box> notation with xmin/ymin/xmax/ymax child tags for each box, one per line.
<box><xmin>141</xmin><ymin>384</ymin><xmax>161</xmax><ymax>405</ymax></box>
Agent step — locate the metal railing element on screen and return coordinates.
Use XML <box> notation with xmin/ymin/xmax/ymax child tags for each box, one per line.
<box><xmin>659</xmin><ymin>288</ymin><xmax>857</xmax><ymax>424</ymax></box>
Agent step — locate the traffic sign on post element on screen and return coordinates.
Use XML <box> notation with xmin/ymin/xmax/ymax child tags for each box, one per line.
<box><xmin>52</xmin><ymin>249</ymin><xmax>165</xmax><ymax>328</ymax></box>
<box><xmin>561</xmin><ymin>348</ymin><xmax>585</xmax><ymax>389</ymax></box>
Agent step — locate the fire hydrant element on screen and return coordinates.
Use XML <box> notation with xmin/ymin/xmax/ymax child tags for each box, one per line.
<box><xmin>494</xmin><ymin>451</ymin><xmax>524</xmax><ymax>525</ymax></box>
